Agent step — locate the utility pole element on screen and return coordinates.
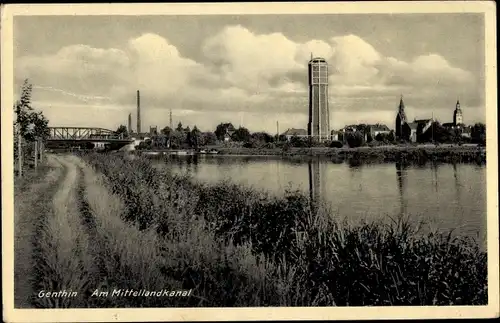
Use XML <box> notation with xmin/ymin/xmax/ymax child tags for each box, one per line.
<box><xmin>34</xmin><ymin>139</ymin><xmax>38</xmax><ymax>170</ymax></box>
<box><xmin>17</xmin><ymin>124</ymin><xmax>22</xmax><ymax>177</ymax></box>
<box><xmin>39</xmin><ymin>139</ymin><xmax>44</xmax><ymax>162</ymax></box>
<box><xmin>432</xmin><ymin>112</ymin><xmax>434</xmax><ymax>145</ymax></box>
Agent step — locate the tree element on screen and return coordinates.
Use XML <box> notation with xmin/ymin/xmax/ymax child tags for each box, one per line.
<box><xmin>24</xmin><ymin>111</ymin><xmax>50</xmax><ymax>141</ymax></box>
<box><xmin>14</xmin><ymin>79</ymin><xmax>34</xmax><ymax>135</ymax></box>
<box><xmin>176</xmin><ymin>122</ymin><xmax>184</xmax><ymax>132</ymax></box>
<box><xmin>387</xmin><ymin>131</ymin><xmax>396</xmax><ymax>143</ymax></box>
<box><xmin>200</xmin><ymin>132</ymin><xmax>217</xmax><ymax>146</ymax></box>
<box><xmin>115</xmin><ymin>125</ymin><xmax>128</xmax><ymax>138</ymax></box>
<box><xmin>231</xmin><ymin>126</ymin><xmax>251</xmax><ymax>142</ymax></box>
<box><xmin>161</xmin><ymin>126</ymin><xmax>172</xmax><ymax>136</ymax></box>
<box><xmin>215</xmin><ymin>122</ymin><xmax>235</xmax><ymax>141</ymax></box>
<box><xmin>251</xmin><ymin>132</ymin><xmax>274</xmax><ymax>144</ymax></box>
<box><xmin>346</xmin><ymin>131</ymin><xmax>365</xmax><ymax>148</ymax></box>
<box><xmin>14</xmin><ymin>79</ymin><xmax>50</xmax><ymax>142</ymax></box>
<box><xmin>330</xmin><ymin>140</ymin><xmax>343</xmax><ymax>148</ymax></box>
<box><xmin>170</xmin><ymin>130</ymin><xmax>187</xmax><ymax>149</ymax></box>
<box><xmin>290</xmin><ymin>136</ymin><xmax>308</xmax><ymax>147</ymax></box>
<box><xmin>471</xmin><ymin>123</ymin><xmax>486</xmax><ymax>144</ymax></box>
<box><xmin>189</xmin><ymin>126</ymin><xmax>201</xmax><ymax>148</ymax></box>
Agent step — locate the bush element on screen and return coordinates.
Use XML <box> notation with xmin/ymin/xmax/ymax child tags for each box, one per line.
<box><xmin>346</xmin><ymin>132</ymin><xmax>365</xmax><ymax>148</ymax></box>
<box><xmin>330</xmin><ymin>140</ymin><xmax>343</xmax><ymax>148</ymax></box>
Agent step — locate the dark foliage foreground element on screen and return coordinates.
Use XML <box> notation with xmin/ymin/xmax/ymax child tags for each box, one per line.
<box><xmin>81</xmin><ymin>152</ymin><xmax>487</xmax><ymax>306</ymax></box>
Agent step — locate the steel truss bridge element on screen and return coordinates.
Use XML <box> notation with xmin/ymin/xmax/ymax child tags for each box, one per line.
<box><xmin>46</xmin><ymin>127</ymin><xmax>133</xmax><ymax>151</ymax></box>
<box><xmin>48</xmin><ymin>127</ymin><xmax>128</xmax><ymax>141</ymax></box>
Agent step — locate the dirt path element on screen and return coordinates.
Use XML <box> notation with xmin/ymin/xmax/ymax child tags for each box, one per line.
<box><xmin>14</xmin><ymin>155</ymin><xmax>65</xmax><ymax>308</ymax></box>
<box><xmin>15</xmin><ymin>154</ymin><xmax>98</xmax><ymax>308</ymax></box>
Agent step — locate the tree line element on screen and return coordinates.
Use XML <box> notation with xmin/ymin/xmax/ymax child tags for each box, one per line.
<box><xmin>115</xmin><ymin>119</ymin><xmax>487</xmax><ymax>150</ymax></box>
<box><xmin>14</xmin><ymin>79</ymin><xmax>51</xmax><ymax>176</ymax></box>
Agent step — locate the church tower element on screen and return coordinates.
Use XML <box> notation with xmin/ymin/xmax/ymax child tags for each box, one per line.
<box><xmin>453</xmin><ymin>99</ymin><xmax>463</xmax><ymax>126</ymax></box>
<box><xmin>395</xmin><ymin>95</ymin><xmax>407</xmax><ymax>139</ymax></box>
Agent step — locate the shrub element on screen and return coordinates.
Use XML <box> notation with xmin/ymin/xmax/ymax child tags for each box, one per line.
<box><xmin>346</xmin><ymin>132</ymin><xmax>365</xmax><ymax>148</ymax></box>
<box><xmin>330</xmin><ymin>140</ymin><xmax>343</xmax><ymax>148</ymax></box>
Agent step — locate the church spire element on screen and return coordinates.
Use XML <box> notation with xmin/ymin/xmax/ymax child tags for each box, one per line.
<box><xmin>399</xmin><ymin>94</ymin><xmax>405</xmax><ymax>111</ymax></box>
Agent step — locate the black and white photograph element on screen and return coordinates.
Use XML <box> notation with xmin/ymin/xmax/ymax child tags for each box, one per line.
<box><xmin>1</xmin><ymin>2</ymin><xmax>498</xmax><ymax>322</ymax></box>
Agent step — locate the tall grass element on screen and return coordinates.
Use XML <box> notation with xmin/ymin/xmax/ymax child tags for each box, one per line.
<box><xmin>75</xmin><ymin>157</ymin><xmax>289</xmax><ymax>307</ymax></box>
<box><xmin>81</xmin><ymin>152</ymin><xmax>487</xmax><ymax>306</ymax></box>
<box><xmin>32</xmin><ymin>156</ymin><xmax>95</xmax><ymax>308</ymax></box>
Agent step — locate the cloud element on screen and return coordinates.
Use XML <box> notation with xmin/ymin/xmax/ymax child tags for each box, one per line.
<box><xmin>14</xmin><ymin>26</ymin><xmax>483</xmax><ymax>132</ymax></box>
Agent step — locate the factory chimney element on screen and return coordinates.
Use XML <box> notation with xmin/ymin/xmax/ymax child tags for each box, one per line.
<box><xmin>128</xmin><ymin>113</ymin><xmax>132</xmax><ymax>134</ymax></box>
<box><xmin>136</xmin><ymin>90</ymin><xmax>141</xmax><ymax>134</ymax></box>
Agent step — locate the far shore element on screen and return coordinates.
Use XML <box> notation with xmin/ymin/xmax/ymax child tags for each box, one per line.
<box><xmin>135</xmin><ymin>144</ymin><xmax>486</xmax><ymax>164</ymax></box>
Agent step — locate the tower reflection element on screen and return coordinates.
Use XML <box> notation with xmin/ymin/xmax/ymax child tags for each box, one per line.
<box><xmin>308</xmin><ymin>158</ymin><xmax>327</xmax><ymax>213</ymax></box>
<box><xmin>396</xmin><ymin>161</ymin><xmax>408</xmax><ymax>217</ymax></box>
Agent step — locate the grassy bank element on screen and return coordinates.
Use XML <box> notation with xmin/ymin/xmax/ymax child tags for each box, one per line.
<box><xmin>210</xmin><ymin>145</ymin><xmax>486</xmax><ymax>164</ymax></box>
<box><xmin>80</xmin><ymin>152</ymin><xmax>487</xmax><ymax>306</ymax></box>
<box><xmin>14</xmin><ymin>157</ymin><xmax>64</xmax><ymax>307</ymax></box>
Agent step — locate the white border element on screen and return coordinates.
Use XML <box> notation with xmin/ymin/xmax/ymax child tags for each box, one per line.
<box><xmin>2</xmin><ymin>2</ymin><xmax>498</xmax><ymax>322</ymax></box>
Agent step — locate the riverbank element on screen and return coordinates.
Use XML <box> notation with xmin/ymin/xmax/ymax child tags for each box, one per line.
<box><xmin>84</xmin><ymin>152</ymin><xmax>486</xmax><ymax>306</ymax></box>
<box><xmin>216</xmin><ymin>145</ymin><xmax>486</xmax><ymax>163</ymax></box>
<box><xmin>137</xmin><ymin>145</ymin><xmax>486</xmax><ymax>164</ymax></box>
<box><xmin>14</xmin><ymin>152</ymin><xmax>487</xmax><ymax>307</ymax></box>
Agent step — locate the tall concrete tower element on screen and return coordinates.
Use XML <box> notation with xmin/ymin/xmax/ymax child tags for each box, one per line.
<box><xmin>128</xmin><ymin>113</ymin><xmax>132</xmax><ymax>134</ymax></box>
<box><xmin>453</xmin><ymin>99</ymin><xmax>463</xmax><ymax>126</ymax></box>
<box><xmin>136</xmin><ymin>90</ymin><xmax>141</xmax><ymax>134</ymax></box>
<box><xmin>308</xmin><ymin>56</ymin><xmax>330</xmax><ymax>142</ymax></box>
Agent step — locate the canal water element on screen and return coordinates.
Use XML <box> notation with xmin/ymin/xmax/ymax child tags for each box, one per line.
<box><xmin>155</xmin><ymin>155</ymin><xmax>486</xmax><ymax>243</ymax></box>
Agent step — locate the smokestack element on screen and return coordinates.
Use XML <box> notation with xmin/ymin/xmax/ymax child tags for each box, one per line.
<box><xmin>128</xmin><ymin>113</ymin><xmax>132</xmax><ymax>134</ymax></box>
<box><xmin>136</xmin><ymin>90</ymin><xmax>141</xmax><ymax>134</ymax></box>
<box><xmin>169</xmin><ymin>109</ymin><xmax>173</xmax><ymax>129</ymax></box>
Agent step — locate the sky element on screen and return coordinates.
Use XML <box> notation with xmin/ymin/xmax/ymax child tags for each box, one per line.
<box><xmin>14</xmin><ymin>13</ymin><xmax>485</xmax><ymax>133</ymax></box>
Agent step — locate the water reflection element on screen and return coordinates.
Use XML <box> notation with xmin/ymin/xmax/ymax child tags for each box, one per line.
<box><xmin>308</xmin><ymin>158</ymin><xmax>329</xmax><ymax>212</ymax></box>
<box><xmin>396</xmin><ymin>162</ymin><xmax>408</xmax><ymax>218</ymax></box>
<box><xmin>159</xmin><ymin>155</ymin><xmax>485</xmax><ymax>241</ymax></box>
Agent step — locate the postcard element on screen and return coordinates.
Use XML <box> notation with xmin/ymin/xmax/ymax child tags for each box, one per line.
<box><xmin>1</xmin><ymin>2</ymin><xmax>498</xmax><ymax>322</ymax></box>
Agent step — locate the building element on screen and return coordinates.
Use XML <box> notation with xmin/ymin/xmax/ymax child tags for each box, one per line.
<box><xmin>402</xmin><ymin>122</ymin><xmax>418</xmax><ymax>142</ymax></box>
<box><xmin>136</xmin><ymin>90</ymin><xmax>141</xmax><ymax>134</ymax></box>
<box><xmin>149</xmin><ymin>126</ymin><xmax>158</xmax><ymax>136</ymax></box>
<box><xmin>453</xmin><ymin>99</ymin><xmax>463</xmax><ymax>126</ymax></box>
<box><xmin>368</xmin><ymin>124</ymin><xmax>391</xmax><ymax>139</ymax></box>
<box><xmin>127</xmin><ymin>113</ymin><xmax>132</xmax><ymax>134</ymax></box>
<box><xmin>395</xmin><ymin>95</ymin><xmax>407</xmax><ymax>140</ymax></box>
<box><xmin>222</xmin><ymin>124</ymin><xmax>236</xmax><ymax>142</ymax></box>
<box><xmin>308</xmin><ymin>56</ymin><xmax>330</xmax><ymax>142</ymax></box>
<box><xmin>330</xmin><ymin>130</ymin><xmax>341</xmax><ymax>141</ymax></box>
<box><xmin>444</xmin><ymin>100</ymin><xmax>465</xmax><ymax>129</ymax></box>
<box><xmin>282</xmin><ymin>128</ymin><xmax>308</xmax><ymax>141</ymax></box>
<box><xmin>403</xmin><ymin>119</ymin><xmax>433</xmax><ymax>143</ymax></box>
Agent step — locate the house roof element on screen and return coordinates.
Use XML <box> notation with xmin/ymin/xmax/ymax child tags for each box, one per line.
<box><xmin>370</xmin><ymin>124</ymin><xmax>390</xmax><ymax>132</ymax></box>
<box><xmin>282</xmin><ymin>128</ymin><xmax>307</xmax><ymax>136</ymax></box>
<box><xmin>406</xmin><ymin>122</ymin><xmax>419</xmax><ymax>130</ymax></box>
<box><xmin>414</xmin><ymin>119</ymin><xmax>433</xmax><ymax>124</ymax></box>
